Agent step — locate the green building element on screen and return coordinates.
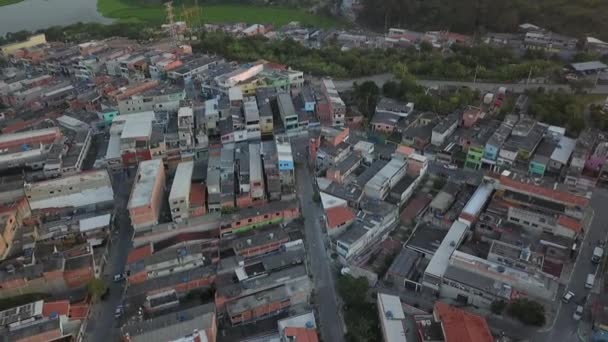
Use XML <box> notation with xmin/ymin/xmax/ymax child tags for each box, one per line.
<box><xmin>465</xmin><ymin>146</ymin><xmax>484</xmax><ymax>170</ymax></box>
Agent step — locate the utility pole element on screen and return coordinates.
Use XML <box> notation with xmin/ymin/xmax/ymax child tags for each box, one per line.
<box><xmin>474</xmin><ymin>65</ymin><xmax>479</xmax><ymax>84</ymax></box>
<box><xmin>526</xmin><ymin>66</ymin><xmax>533</xmax><ymax>85</ymax></box>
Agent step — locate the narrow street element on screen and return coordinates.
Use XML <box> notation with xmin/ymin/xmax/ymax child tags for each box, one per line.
<box><xmin>85</xmin><ymin>170</ymin><xmax>134</xmax><ymax>342</ymax></box>
<box><xmin>292</xmin><ymin>136</ymin><xmax>345</xmax><ymax>342</ymax></box>
<box><xmin>536</xmin><ymin>189</ymin><xmax>608</xmax><ymax>342</ymax></box>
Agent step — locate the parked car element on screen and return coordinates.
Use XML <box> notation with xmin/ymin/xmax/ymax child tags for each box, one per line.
<box><xmin>562</xmin><ymin>291</ymin><xmax>575</xmax><ymax>303</ymax></box>
<box><xmin>573</xmin><ymin>305</ymin><xmax>583</xmax><ymax>320</ymax></box>
<box><xmin>113</xmin><ymin>273</ymin><xmax>125</xmax><ymax>282</ymax></box>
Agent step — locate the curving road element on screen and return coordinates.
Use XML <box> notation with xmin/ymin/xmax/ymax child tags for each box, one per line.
<box><xmin>333</xmin><ymin>73</ymin><xmax>608</xmax><ymax>94</ymax></box>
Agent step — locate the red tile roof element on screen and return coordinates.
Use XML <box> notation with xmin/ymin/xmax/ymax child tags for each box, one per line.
<box><xmin>400</xmin><ymin>194</ymin><xmax>432</xmax><ymax>223</ymax></box>
<box><xmin>284</xmin><ymin>327</ymin><xmax>319</xmax><ymax>342</ymax></box>
<box><xmin>325</xmin><ymin>206</ymin><xmax>355</xmax><ymax>229</ymax></box>
<box><xmin>498</xmin><ymin>174</ymin><xmax>589</xmax><ymax>207</ymax></box>
<box><xmin>126</xmin><ymin>244</ymin><xmax>153</xmax><ymax>264</ymax></box>
<box><xmin>68</xmin><ymin>304</ymin><xmax>89</xmax><ymax>320</ymax></box>
<box><xmin>43</xmin><ymin>301</ymin><xmax>70</xmax><ymax>317</ymax></box>
<box><xmin>557</xmin><ymin>215</ymin><xmax>583</xmax><ymax>233</ymax></box>
<box><xmin>189</xmin><ymin>183</ymin><xmax>206</xmax><ymax>207</ymax></box>
<box><xmin>396</xmin><ymin>145</ymin><xmax>416</xmax><ymax>157</ymax></box>
<box><xmin>434</xmin><ymin>302</ymin><xmax>493</xmax><ymax>342</ymax></box>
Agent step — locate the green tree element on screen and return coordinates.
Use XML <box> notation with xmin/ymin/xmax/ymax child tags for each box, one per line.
<box><xmin>507</xmin><ymin>298</ymin><xmax>546</xmax><ymax>326</ymax></box>
<box><xmin>353</xmin><ymin>81</ymin><xmax>380</xmax><ymax>119</ymax></box>
<box><xmin>491</xmin><ymin>300</ymin><xmax>507</xmax><ymax>315</ymax></box>
<box><xmin>87</xmin><ymin>278</ymin><xmax>107</xmax><ymax>301</ymax></box>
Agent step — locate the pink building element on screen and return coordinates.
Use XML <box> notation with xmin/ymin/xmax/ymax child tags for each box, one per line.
<box><xmin>128</xmin><ymin>159</ymin><xmax>166</xmax><ymax>230</ymax></box>
<box><xmin>462</xmin><ymin>106</ymin><xmax>483</xmax><ymax>128</ymax></box>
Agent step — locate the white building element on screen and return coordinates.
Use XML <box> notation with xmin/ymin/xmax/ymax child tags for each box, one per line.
<box><xmin>169</xmin><ymin>161</ymin><xmax>194</xmax><ymax>223</ymax></box>
<box><xmin>25</xmin><ymin>170</ymin><xmax>114</xmax><ymax>211</ymax></box>
<box><xmin>363</xmin><ymin>158</ymin><xmax>407</xmax><ymax>199</ymax></box>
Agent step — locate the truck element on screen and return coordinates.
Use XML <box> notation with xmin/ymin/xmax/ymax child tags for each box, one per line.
<box><xmin>592</xmin><ymin>246</ymin><xmax>604</xmax><ymax>263</ymax></box>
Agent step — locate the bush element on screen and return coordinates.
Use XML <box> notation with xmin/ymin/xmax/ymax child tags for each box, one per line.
<box><xmin>491</xmin><ymin>300</ymin><xmax>507</xmax><ymax>315</ymax></box>
<box><xmin>507</xmin><ymin>298</ymin><xmax>546</xmax><ymax>326</ymax></box>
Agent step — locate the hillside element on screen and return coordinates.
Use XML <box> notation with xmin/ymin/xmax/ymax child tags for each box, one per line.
<box><xmin>359</xmin><ymin>0</ymin><xmax>608</xmax><ymax>40</ymax></box>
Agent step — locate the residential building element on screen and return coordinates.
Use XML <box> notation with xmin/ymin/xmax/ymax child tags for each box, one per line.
<box><xmin>431</xmin><ymin>113</ymin><xmax>459</xmax><ymax>147</ymax></box>
<box><xmin>465</xmin><ymin>120</ymin><xmax>501</xmax><ymax>170</ymax></box>
<box><xmin>482</xmin><ymin>114</ymin><xmax>518</xmax><ymax>167</ymax></box>
<box><xmin>364</xmin><ymin>158</ymin><xmax>407</xmax><ymax>200</ymax></box>
<box><xmin>375</xmin><ymin>98</ymin><xmax>414</xmax><ymax>117</ymax></box>
<box><xmin>25</xmin><ymin>169</ymin><xmax>114</xmax><ymax>213</ymax></box>
<box><xmin>220</xmin><ymin>200</ymin><xmax>299</xmax><ymax>236</ymax></box>
<box><xmin>320</xmin><ymin>79</ymin><xmax>346</xmax><ymax>127</ymax></box>
<box><xmin>0</xmin><ymin>34</ymin><xmax>46</xmax><ymax>56</ymax></box>
<box><xmin>169</xmin><ymin>161</ymin><xmax>194</xmax><ymax>223</ymax></box>
<box><xmin>117</xmin><ymin>84</ymin><xmax>185</xmax><ymax>114</ymax></box>
<box><xmin>128</xmin><ymin>159</ymin><xmax>166</xmax><ymax>230</ymax></box>
<box><xmin>377</xmin><ymin>293</ymin><xmax>408</xmax><ymax>342</ymax></box>
<box><xmin>277</xmin><ymin>139</ymin><xmax>295</xmax><ymax>198</ymax></box>
<box><xmin>433</xmin><ymin>302</ymin><xmax>493</xmax><ymax>342</ymax></box>
<box><xmin>121</xmin><ymin>304</ymin><xmax>217</xmax><ymax>342</ymax></box>
<box><xmin>244</xmin><ymin>96</ymin><xmax>261</xmax><ymax>140</ymax></box>
<box><xmin>278</xmin><ymin>92</ymin><xmax>299</xmax><ymax>132</ymax></box>
<box><xmin>462</xmin><ymin>106</ymin><xmax>483</xmax><ymax>128</ymax></box>
<box><xmin>249</xmin><ymin>143</ymin><xmax>265</xmax><ymax>201</ymax></box>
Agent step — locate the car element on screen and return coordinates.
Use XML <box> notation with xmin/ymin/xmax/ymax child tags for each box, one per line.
<box><xmin>443</xmin><ymin>164</ymin><xmax>457</xmax><ymax>170</ymax></box>
<box><xmin>573</xmin><ymin>305</ymin><xmax>583</xmax><ymax>320</ymax></box>
<box><xmin>113</xmin><ymin>273</ymin><xmax>124</xmax><ymax>282</ymax></box>
<box><xmin>562</xmin><ymin>291</ymin><xmax>575</xmax><ymax>303</ymax></box>
<box><xmin>114</xmin><ymin>307</ymin><xmax>122</xmax><ymax>319</ymax></box>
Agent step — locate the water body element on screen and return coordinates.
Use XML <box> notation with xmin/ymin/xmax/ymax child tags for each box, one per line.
<box><xmin>0</xmin><ymin>0</ymin><xmax>112</xmax><ymax>36</ymax></box>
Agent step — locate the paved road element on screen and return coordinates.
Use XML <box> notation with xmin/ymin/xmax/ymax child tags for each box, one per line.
<box><xmin>291</xmin><ymin>135</ymin><xmax>345</xmax><ymax>342</ymax></box>
<box><xmin>333</xmin><ymin>73</ymin><xmax>608</xmax><ymax>94</ymax></box>
<box><xmin>85</xmin><ymin>170</ymin><xmax>134</xmax><ymax>342</ymax></box>
<box><xmin>536</xmin><ymin>189</ymin><xmax>608</xmax><ymax>342</ymax></box>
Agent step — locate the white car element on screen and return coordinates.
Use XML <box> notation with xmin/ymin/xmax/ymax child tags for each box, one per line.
<box><xmin>443</xmin><ymin>164</ymin><xmax>457</xmax><ymax>170</ymax></box>
<box><xmin>113</xmin><ymin>273</ymin><xmax>124</xmax><ymax>282</ymax></box>
<box><xmin>573</xmin><ymin>305</ymin><xmax>583</xmax><ymax>320</ymax></box>
<box><xmin>562</xmin><ymin>291</ymin><xmax>575</xmax><ymax>303</ymax></box>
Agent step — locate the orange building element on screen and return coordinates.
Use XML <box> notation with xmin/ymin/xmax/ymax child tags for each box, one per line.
<box><xmin>433</xmin><ymin>302</ymin><xmax>493</xmax><ymax>342</ymax></box>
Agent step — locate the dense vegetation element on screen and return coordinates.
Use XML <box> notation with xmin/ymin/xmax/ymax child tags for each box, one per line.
<box><xmin>360</xmin><ymin>0</ymin><xmax>608</xmax><ymax>40</ymax></box>
<box><xmin>0</xmin><ymin>0</ymin><xmax>22</xmax><ymax>7</ymax></box>
<box><xmin>97</xmin><ymin>0</ymin><xmax>336</xmax><ymax>27</ymax></box>
<box><xmin>506</xmin><ymin>298</ymin><xmax>546</xmax><ymax>326</ymax></box>
<box><xmin>337</xmin><ymin>275</ymin><xmax>381</xmax><ymax>342</ymax></box>
<box><xmin>526</xmin><ymin>88</ymin><xmax>587</xmax><ymax>135</ymax></box>
<box><xmin>194</xmin><ymin>31</ymin><xmax>561</xmax><ymax>80</ymax></box>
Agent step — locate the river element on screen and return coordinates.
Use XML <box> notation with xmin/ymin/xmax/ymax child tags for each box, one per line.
<box><xmin>0</xmin><ymin>0</ymin><xmax>112</xmax><ymax>36</ymax></box>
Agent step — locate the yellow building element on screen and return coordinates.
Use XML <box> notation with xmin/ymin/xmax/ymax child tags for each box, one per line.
<box><xmin>0</xmin><ymin>34</ymin><xmax>46</xmax><ymax>56</ymax></box>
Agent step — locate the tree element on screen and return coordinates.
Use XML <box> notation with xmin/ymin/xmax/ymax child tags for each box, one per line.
<box><xmin>353</xmin><ymin>81</ymin><xmax>380</xmax><ymax>119</ymax></box>
<box><xmin>491</xmin><ymin>300</ymin><xmax>507</xmax><ymax>315</ymax></box>
<box><xmin>507</xmin><ymin>298</ymin><xmax>546</xmax><ymax>326</ymax></box>
<box><xmin>87</xmin><ymin>278</ymin><xmax>107</xmax><ymax>302</ymax></box>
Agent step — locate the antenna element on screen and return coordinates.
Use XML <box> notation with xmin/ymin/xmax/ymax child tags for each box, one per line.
<box><xmin>165</xmin><ymin>1</ymin><xmax>178</xmax><ymax>46</ymax></box>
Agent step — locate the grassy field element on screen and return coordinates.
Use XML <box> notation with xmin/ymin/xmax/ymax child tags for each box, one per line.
<box><xmin>97</xmin><ymin>0</ymin><xmax>337</xmax><ymax>27</ymax></box>
<box><xmin>0</xmin><ymin>0</ymin><xmax>23</xmax><ymax>7</ymax></box>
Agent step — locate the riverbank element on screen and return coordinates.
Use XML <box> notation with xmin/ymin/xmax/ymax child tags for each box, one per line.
<box><xmin>97</xmin><ymin>0</ymin><xmax>337</xmax><ymax>27</ymax></box>
<box><xmin>0</xmin><ymin>0</ymin><xmax>23</xmax><ymax>7</ymax></box>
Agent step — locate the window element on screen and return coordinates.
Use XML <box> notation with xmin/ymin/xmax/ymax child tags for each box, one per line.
<box><xmin>510</xmin><ymin>217</ymin><xmax>520</xmax><ymax>222</ymax></box>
